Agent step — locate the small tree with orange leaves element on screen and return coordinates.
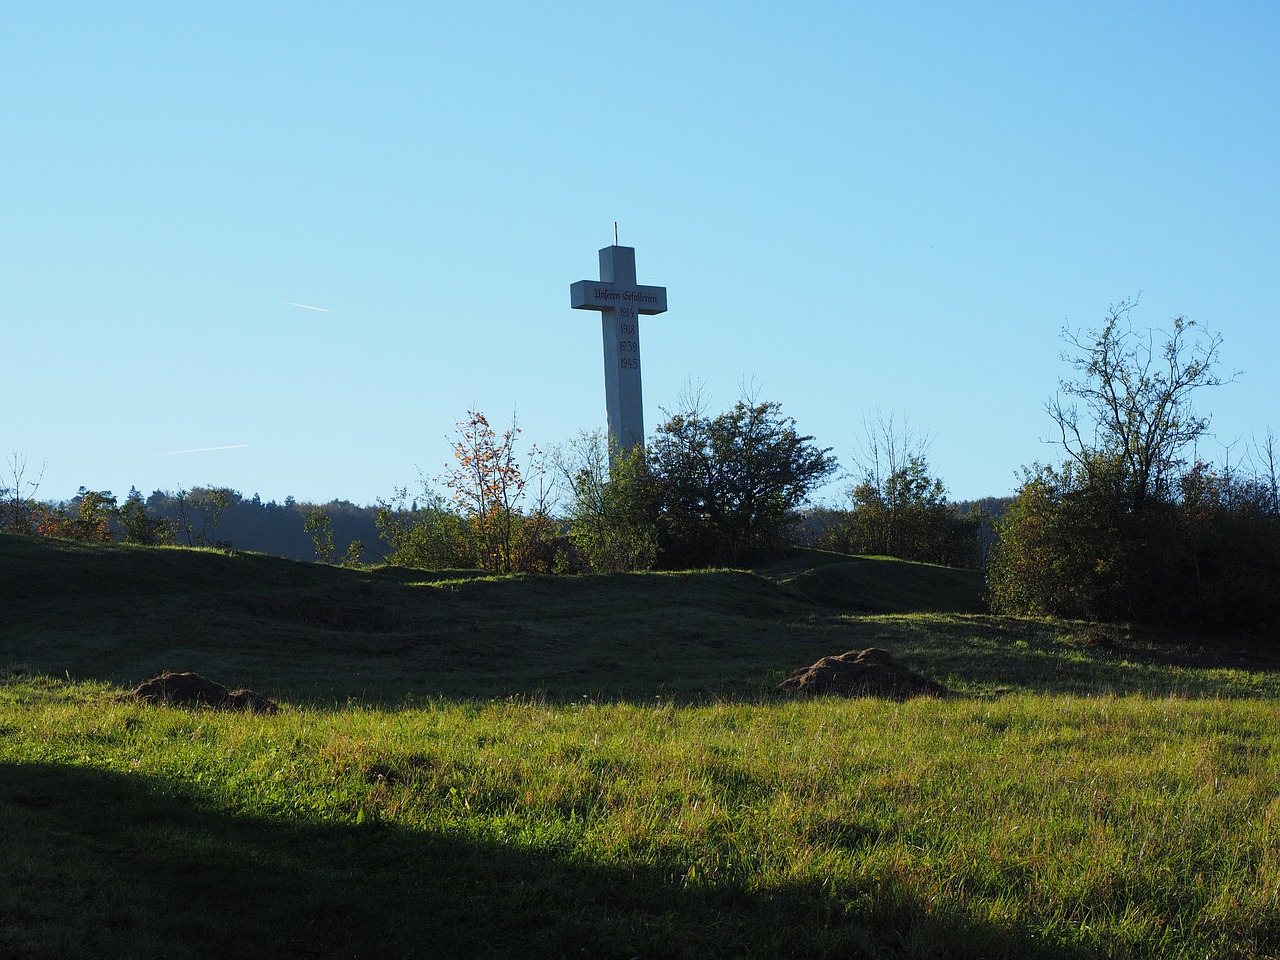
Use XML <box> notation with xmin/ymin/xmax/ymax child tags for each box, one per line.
<box><xmin>441</xmin><ymin>410</ymin><xmax>551</xmax><ymax>573</ymax></box>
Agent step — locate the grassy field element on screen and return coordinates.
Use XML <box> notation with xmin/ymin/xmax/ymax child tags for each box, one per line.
<box><xmin>3</xmin><ymin>533</ymin><xmax>1280</xmax><ymax>958</ymax></box>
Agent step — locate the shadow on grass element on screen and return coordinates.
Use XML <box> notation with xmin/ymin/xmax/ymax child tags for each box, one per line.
<box><xmin>765</xmin><ymin>553</ymin><xmax>986</xmax><ymax>615</ymax></box>
<box><xmin>861</xmin><ymin>614</ymin><xmax>1280</xmax><ymax>699</ymax></box>
<box><xmin>1</xmin><ymin>761</ymin><xmax>1096</xmax><ymax>960</ymax></box>
<box><xmin>6</xmin><ymin>533</ymin><xmax>1277</xmax><ymax>707</ymax></box>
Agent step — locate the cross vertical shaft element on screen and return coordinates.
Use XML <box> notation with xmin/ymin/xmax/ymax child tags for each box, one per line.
<box><xmin>570</xmin><ymin>245</ymin><xmax>668</xmax><ymax>455</ymax></box>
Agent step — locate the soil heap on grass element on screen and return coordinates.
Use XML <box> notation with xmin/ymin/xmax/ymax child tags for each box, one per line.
<box><xmin>779</xmin><ymin>647</ymin><xmax>947</xmax><ymax>699</ymax></box>
<box><xmin>131</xmin><ymin>671</ymin><xmax>279</xmax><ymax>713</ymax></box>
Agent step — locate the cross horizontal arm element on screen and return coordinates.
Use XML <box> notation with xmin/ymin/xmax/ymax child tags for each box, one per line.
<box><xmin>570</xmin><ymin>280</ymin><xmax>668</xmax><ymax>315</ymax></box>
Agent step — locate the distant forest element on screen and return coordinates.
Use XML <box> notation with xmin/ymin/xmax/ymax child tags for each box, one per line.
<box><xmin>32</xmin><ymin>484</ymin><xmax>1012</xmax><ymax>570</ymax></box>
<box><xmin>106</xmin><ymin>488</ymin><xmax>382</xmax><ymax>564</ymax></box>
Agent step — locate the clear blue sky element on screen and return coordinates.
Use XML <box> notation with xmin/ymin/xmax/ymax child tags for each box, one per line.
<box><xmin>3</xmin><ymin>2</ymin><xmax>1277</xmax><ymax>507</ymax></box>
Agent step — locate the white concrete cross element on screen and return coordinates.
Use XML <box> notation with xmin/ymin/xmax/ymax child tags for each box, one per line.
<box><xmin>570</xmin><ymin>245</ymin><xmax>668</xmax><ymax>453</ymax></box>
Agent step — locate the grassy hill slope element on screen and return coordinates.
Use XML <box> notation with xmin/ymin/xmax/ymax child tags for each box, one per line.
<box><xmin>5</xmin><ymin>535</ymin><xmax>1280</xmax><ymax>958</ymax></box>
<box><xmin>3</xmin><ymin>534</ymin><xmax>1275</xmax><ymax>704</ymax></box>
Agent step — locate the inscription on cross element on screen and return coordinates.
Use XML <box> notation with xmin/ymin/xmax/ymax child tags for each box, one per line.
<box><xmin>570</xmin><ymin>245</ymin><xmax>668</xmax><ymax>453</ymax></box>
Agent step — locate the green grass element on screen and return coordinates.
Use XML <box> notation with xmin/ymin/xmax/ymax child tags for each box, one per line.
<box><xmin>3</xmin><ymin>533</ymin><xmax>1280</xmax><ymax>957</ymax></box>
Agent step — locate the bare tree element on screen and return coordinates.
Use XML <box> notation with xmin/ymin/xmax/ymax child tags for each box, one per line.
<box><xmin>848</xmin><ymin>409</ymin><xmax>933</xmax><ymax>495</ymax></box>
<box><xmin>2</xmin><ymin>451</ymin><xmax>47</xmax><ymax>534</ymax></box>
<box><xmin>1246</xmin><ymin>428</ymin><xmax>1279</xmax><ymax>515</ymax></box>
<box><xmin>1047</xmin><ymin>299</ymin><xmax>1235</xmax><ymax>512</ymax></box>
<box><xmin>843</xmin><ymin>411</ymin><xmax>954</xmax><ymax>561</ymax></box>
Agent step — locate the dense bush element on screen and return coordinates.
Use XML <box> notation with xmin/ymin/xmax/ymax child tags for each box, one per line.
<box><xmin>987</xmin><ymin>305</ymin><xmax>1279</xmax><ymax>632</ymax></box>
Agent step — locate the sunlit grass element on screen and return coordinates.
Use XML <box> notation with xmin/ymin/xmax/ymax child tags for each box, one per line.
<box><xmin>4</xmin><ymin>535</ymin><xmax>1279</xmax><ymax>956</ymax></box>
<box><xmin>4</xmin><ymin>675</ymin><xmax>1280</xmax><ymax>958</ymax></box>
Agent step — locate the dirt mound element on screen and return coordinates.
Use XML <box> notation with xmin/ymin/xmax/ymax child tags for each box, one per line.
<box><xmin>778</xmin><ymin>647</ymin><xmax>947</xmax><ymax>699</ymax></box>
<box><xmin>132</xmin><ymin>671</ymin><xmax>279</xmax><ymax>713</ymax></box>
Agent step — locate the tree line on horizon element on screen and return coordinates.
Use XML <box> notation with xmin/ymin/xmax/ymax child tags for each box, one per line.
<box><xmin>0</xmin><ymin>480</ymin><xmax>382</xmax><ymax>564</ymax></box>
<box><xmin>4</xmin><ymin>300</ymin><xmax>1277</xmax><ymax>633</ymax></box>
<box><xmin>1</xmin><ymin>405</ymin><xmax>999</xmax><ymax>573</ymax></box>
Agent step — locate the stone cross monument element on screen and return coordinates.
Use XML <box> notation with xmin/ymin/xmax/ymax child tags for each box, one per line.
<box><xmin>570</xmin><ymin>244</ymin><xmax>668</xmax><ymax>453</ymax></box>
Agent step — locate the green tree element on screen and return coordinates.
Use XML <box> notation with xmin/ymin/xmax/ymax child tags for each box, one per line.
<box><xmin>375</xmin><ymin>486</ymin><xmax>475</xmax><ymax>569</ymax></box>
<box><xmin>175</xmin><ymin>486</ymin><xmax>237</xmax><ymax>548</ymax></box>
<box><xmin>649</xmin><ymin>399</ymin><xmax>837</xmax><ymax>566</ymax></box>
<box><xmin>985</xmin><ymin>462</ymin><xmax>1139</xmax><ymax>619</ymax></box>
<box><xmin>812</xmin><ymin>411</ymin><xmax>979</xmax><ymax>567</ymax></box>
<box><xmin>342</xmin><ymin>539</ymin><xmax>366</xmax><ymax>568</ymax></box>
<box><xmin>843</xmin><ymin>415</ymin><xmax>944</xmax><ymax>553</ymax></box>
<box><xmin>844</xmin><ymin>457</ymin><xmax>966</xmax><ymax>563</ymax></box>
<box><xmin>115</xmin><ymin>487</ymin><xmax>175</xmax><ymax>545</ymax></box>
<box><xmin>304</xmin><ymin>506</ymin><xmax>336</xmax><ymax>563</ymax></box>
<box><xmin>559</xmin><ymin>432</ymin><xmax>658</xmax><ymax>573</ymax></box>
<box><xmin>987</xmin><ymin>304</ymin><xmax>1275</xmax><ymax>627</ymax></box>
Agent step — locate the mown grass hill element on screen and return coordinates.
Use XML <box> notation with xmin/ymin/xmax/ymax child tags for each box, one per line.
<box><xmin>4</xmin><ymin>534</ymin><xmax>1280</xmax><ymax>958</ymax></box>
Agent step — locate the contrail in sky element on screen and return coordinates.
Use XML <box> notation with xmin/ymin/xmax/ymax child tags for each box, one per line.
<box><xmin>276</xmin><ymin>300</ymin><xmax>330</xmax><ymax>312</ymax></box>
<box><xmin>151</xmin><ymin>444</ymin><xmax>251</xmax><ymax>457</ymax></box>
